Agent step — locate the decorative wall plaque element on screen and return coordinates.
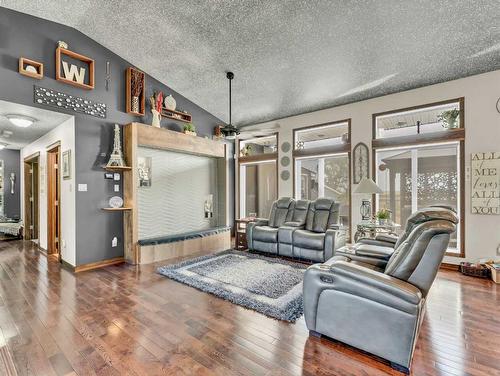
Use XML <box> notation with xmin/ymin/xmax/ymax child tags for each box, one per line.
<box><xmin>280</xmin><ymin>156</ymin><xmax>290</xmax><ymax>167</ymax></box>
<box><xmin>471</xmin><ymin>152</ymin><xmax>500</xmax><ymax>215</ymax></box>
<box><xmin>353</xmin><ymin>142</ymin><xmax>369</xmax><ymax>184</ymax></box>
<box><xmin>281</xmin><ymin>142</ymin><xmax>291</xmax><ymax>153</ymax></box>
<box><xmin>281</xmin><ymin>170</ymin><xmax>290</xmax><ymax>181</ymax></box>
<box><xmin>34</xmin><ymin>86</ymin><xmax>106</xmax><ymax>118</ymax></box>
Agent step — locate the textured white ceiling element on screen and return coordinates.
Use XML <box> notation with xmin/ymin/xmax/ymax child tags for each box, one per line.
<box><xmin>0</xmin><ymin>100</ymin><xmax>72</xmax><ymax>149</ymax></box>
<box><xmin>1</xmin><ymin>1</ymin><xmax>500</xmax><ymax>127</ymax></box>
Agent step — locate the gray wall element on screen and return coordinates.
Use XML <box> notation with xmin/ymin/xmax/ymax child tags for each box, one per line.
<box><xmin>0</xmin><ymin>149</ymin><xmax>20</xmax><ymax>219</ymax></box>
<box><xmin>0</xmin><ymin>7</ymin><xmax>234</xmax><ymax>265</ymax></box>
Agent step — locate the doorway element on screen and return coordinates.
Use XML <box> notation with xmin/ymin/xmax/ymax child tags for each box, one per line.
<box><xmin>47</xmin><ymin>144</ymin><xmax>61</xmax><ymax>258</ymax></box>
<box><xmin>23</xmin><ymin>153</ymin><xmax>40</xmax><ymax>241</ymax></box>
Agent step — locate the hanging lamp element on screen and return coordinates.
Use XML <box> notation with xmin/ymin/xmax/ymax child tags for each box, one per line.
<box><xmin>221</xmin><ymin>71</ymin><xmax>239</xmax><ymax>140</ymax></box>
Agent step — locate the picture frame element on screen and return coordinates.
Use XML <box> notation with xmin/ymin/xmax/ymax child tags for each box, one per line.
<box><xmin>62</xmin><ymin>150</ymin><xmax>71</xmax><ymax>180</ymax></box>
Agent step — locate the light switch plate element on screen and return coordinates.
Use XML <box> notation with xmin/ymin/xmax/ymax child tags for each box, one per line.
<box><xmin>78</xmin><ymin>184</ymin><xmax>87</xmax><ymax>192</ymax></box>
<box><xmin>114</xmin><ymin>184</ymin><xmax>120</xmax><ymax>192</ymax></box>
<box><xmin>114</xmin><ymin>173</ymin><xmax>120</xmax><ymax>181</ymax></box>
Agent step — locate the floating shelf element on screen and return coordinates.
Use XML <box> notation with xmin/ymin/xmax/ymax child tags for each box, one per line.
<box><xmin>102</xmin><ymin>207</ymin><xmax>132</xmax><ymax>211</ymax></box>
<box><xmin>161</xmin><ymin>107</ymin><xmax>192</xmax><ymax>123</ymax></box>
<box><xmin>103</xmin><ymin>166</ymin><xmax>132</xmax><ymax>172</ymax></box>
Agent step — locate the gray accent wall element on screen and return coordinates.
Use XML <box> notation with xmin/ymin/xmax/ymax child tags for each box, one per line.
<box><xmin>0</xmin><ymin>7</ymin><xmax>234</xmax><ymax>265</ymax></box>
<box><xmin>0</xmin><ymin>149</ymin><xmax>20</xmax><ymax>219</ymax></box>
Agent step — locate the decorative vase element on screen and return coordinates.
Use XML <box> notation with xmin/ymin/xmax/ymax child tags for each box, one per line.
<box><xmin>151</xmin><ymin>109</ymin><xmax>161</xmax><ymax>128</ymax></box>
<box><xmin>130</xmin><ymin>96</ymin><xmax>139</xmax><ymax>113</ymax></box>
<box><xmin>164</xmin><ymin>95</ymin><xmax>176</xmax><ymax>111</ymax></box>
<box><xmin>131</xmin><ymin>96</ymin><xmax>140</xmax><ymax>113</ymax></box>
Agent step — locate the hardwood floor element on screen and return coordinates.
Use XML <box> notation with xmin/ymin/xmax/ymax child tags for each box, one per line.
<box><xmin>0</xmin><ymin>240</ymin><xmax>499</xmax><ymax>376</ymax></box>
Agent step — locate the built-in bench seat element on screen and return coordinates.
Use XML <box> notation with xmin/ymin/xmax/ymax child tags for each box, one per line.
<box><xmin>139</xmin><ymin>226</ymin><xmax>231</xmax><ymax>246</ymax></box>
<box><xmin>137</xmin><ymin>226</ymin><xmax>231</xmax><ymax>264</ymax></box>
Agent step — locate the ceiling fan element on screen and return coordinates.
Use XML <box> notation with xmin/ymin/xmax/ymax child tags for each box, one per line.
<box><xmin>220</xmin><ymin>72</ymin><xmax>279</xmax><ymax>140</ymax></box>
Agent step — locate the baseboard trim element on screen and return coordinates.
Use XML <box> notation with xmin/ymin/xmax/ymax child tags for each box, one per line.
<box><xmin>440</xmin><ymin>262</ymin><xmax>460</xmax><ymax>271</ymax></box>
<box><xmin>75</xmin><ymin>257</ymin><xmax>125</xmax><ymax>273</ymax></box>
<box><xmin>61</xmin><ymin>259</ymin><xmax>75</xmax><ymax>272</ymax></box>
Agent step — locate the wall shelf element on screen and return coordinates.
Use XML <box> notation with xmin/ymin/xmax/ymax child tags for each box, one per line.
<box><xmin>102</xmin><ymin>207</ymin><xmax>132</xmax><ymax>211</ymax></box>
<box><xmin>161</xmin><ymin>107</ymin><xmax>192</xmax><ymax>123</ymax></box>
<box><xmin>103</xmin><ymin>166</ymin><xmax>132</xmax><ymax>172</ymax></box>
<box><xmin>126</xmin><ymin>67</ymin><xmax>146</xmax><ymax>116</ymax></box>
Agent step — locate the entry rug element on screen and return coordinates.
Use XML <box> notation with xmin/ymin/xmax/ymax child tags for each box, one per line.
<box><xmin>157</xmin><ymin>250</ymin><xmax>307</xmax><ymax>322</ymax></box>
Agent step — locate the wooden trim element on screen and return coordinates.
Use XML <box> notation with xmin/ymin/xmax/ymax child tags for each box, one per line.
<box><xmin>372</xmin><ymin>128</ymin><xmax>465</xmax><ymax>150</ymax></box>
<box><xmin>126</xmin><ymin>67</ymin><xmax>146</xmax><ymax>116</ymax></box>
<box><xmin>47</xmin><ymin>146</ymin><xmax>61</xmax><ymax>258</ymax></box>
<box><xmin>55</xmin><ymin>47</ymin><xmax>95</xmax><ymax>90</ymax></box>
<box><xmin>134</xmin><ymin>122</ymin><xmax>225</xmax><ymax>158</ymax></box>
<box><xmin>440</xmin><ymin>262</ymin><xmax>460</xmax><ymax>271</ymax></box>
<box><xmin>372</xmin><ymin>98</ymin><xmax>466</xmax><ymax>258</ymax></box>
<box><xmin>61</xmin><ymin>259</ymin><xmax>75</xmax><ymax>272</ymax></box>
<box><xmin>18</xmin><ymin>57</ymin><xmax>43</xmax><ymax>79</ymax></box>
<box><xmin>24</xmin><ymin>151</ymin><xmax>40</xmax><ymax>162</ymax></box>
<box><xmin>124</xmin><ymin>123</ymin><xmax>138</xmax><ymax>264</ymax></box>
<box><xmin>238</xmin><ymin>153</ymin><xmax>278</xmax><ymax>164</ymax></box>
<box><xmin>46</xmin><ymin>141</ymin><xmax>61</xmax><ymax>151</ymax></box>
<box><xmin>292</xmin><ymin>118</ymin><xmax>351</xmax><ymax>134</ymax></box>
<box><xmin>75</xmin><ymin>257</ymin><xmax>125</xmax><ymax>273</ymax></box>
<box><xmin>292</xmin><ymin>144</ymin><xmax>350</xmax><ymax>158</ymax></box>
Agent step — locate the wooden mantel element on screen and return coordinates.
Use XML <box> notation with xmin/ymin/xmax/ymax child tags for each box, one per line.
<box><xmin>133</xmin><ymin>122</ymin><xmax>225</xmax><ymax>158</ymax></box>
<box><xmin>122</xmin><ymin>122</ymin><xmax>228</xmax><ymax>264</ymax></box>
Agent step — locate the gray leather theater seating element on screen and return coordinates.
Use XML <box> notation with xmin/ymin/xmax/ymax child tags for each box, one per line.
<box><xmin>303</xmin><ymin>206</ymin><xmax>459</xmax><ymax>373</ymax></box>
<box><xmin>246</xmin><ymin>197</ymin><xmax>346</xmax><ymax>262</ymax></box>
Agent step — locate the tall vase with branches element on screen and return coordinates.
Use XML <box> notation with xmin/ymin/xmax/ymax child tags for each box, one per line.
<box><xmin>130</xmin><ymin>70</ymin><xmax>144</xmax><ymax>113</ymax></box>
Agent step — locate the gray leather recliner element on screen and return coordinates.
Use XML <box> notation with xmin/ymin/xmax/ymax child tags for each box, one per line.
<box><xmin>303</xmin><ymin>207</ymin><xmax>459</xmax><ymax>372</ymax></box>
<box><xmin>291</xmin><ymin>198</ymin><xmax>346</xmax><ymax>262</ymax></box>
<box><xmin>246</xmin><ymin>197</ymin><xmax>295</xmax><ymax>254</ymax></box>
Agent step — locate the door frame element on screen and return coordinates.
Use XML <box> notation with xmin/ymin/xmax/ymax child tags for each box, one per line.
<box><xmin>23</xmin><ymin>152</ymin><xmax>40</xmax><ymax>241</ymax></box>
<box><xmin>47</xmin><ymin>142</ymin><xmax>61</xmax><ymax>259</ymax></box>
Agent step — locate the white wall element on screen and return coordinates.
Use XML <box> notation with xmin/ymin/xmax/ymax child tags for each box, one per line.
<box><xmin>21</xmin><ymin>117</ymin><xmax>76</xmax><ymax>266</ymax></box>
<box><xmin>242</xmin><ymin>69</ymin><xmax>500</xmax><ymax>264</ymax></box>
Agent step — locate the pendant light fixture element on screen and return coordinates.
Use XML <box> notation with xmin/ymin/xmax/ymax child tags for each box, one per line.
<box><xmin>221</xmin><ymin>71</ymin><xmax>239</xmax><ymax>140</ymax></box>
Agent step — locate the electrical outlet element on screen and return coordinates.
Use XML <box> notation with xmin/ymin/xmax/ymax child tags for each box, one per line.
<box><xmin>112</xmin><ymin>237</ymin><xmax>118</xmax><ymax>247</ymax></box>
<box><xmin>114</xmin><ymin>184</ymin><xmax>119</xmax><ymax>192</ymax></box>
<box><xmin>78</xmin><ymin>184</ymin><xmax>87</xmax><ymax>192</ymax></box>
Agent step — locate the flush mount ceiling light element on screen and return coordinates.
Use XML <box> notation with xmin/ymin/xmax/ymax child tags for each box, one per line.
<box><xmin>220</xmin><ymin>72</ymin><xmax>240</xmax><ymax>140</ymax></box>
<box><xmin>6</xmin><ymin>114</ymin><xmax>36</xmax><ymax>128</ymax></box>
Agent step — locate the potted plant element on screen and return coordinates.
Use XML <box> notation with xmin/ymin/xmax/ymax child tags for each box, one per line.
<box><xmin>240</xmin><ymin>144</ymin><xmax>252</xmax><ymax>157</ymax></box>
<box><xmin>438</xmin><ymin>109</ymin><xmax>460</xmax><ymax>129</ymax></box>
<box><xmin>376</xmin><ymin>208</ymin><xmax>391</xmax><ymax>225</ymax></box>
<box><xmin>183</xmin><ymin>123</ymin><xmax>197</xmax><ymax>136</ymax></box>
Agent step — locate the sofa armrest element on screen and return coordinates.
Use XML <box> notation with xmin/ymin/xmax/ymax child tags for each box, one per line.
<box><xmin>324</xmin><ymin>228</ymin><xmax>347</xmax><ymax>261</ymax></box>
<box><xmin>246</xmin><ymin>220</ymin><xmax>268</xmax><ymax>249</ymax></box>
<box><xmin>353</xmin><ymin>244</ymin><xmax>394</xmax><ymax>260</ymax></box>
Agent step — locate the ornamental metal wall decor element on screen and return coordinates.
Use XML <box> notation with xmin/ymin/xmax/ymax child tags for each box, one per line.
<box><xmin>34</xmin><ymin>85</ymin><xmax>106</xmax><ymax>118</ymax></box>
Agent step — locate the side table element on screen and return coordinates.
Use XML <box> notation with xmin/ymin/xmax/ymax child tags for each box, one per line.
<box><xmin>235</xmin><ymin>217</ymin><xmax>256</xmax><ymax>250</ymax></box>
<box><xmin>354</xmin><ymin>221</ymin><xmax>400</xmax><ymax>242</ymax></box>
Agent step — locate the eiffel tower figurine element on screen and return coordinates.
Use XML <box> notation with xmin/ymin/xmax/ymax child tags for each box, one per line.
<box><xmin>106</xmin><ymin>124</ymin><xmax>126</xmax><ymax>167</ymax></box>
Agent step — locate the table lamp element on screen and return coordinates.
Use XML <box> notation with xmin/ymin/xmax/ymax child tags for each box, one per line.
<box><xmin>354</xmin><ymin>177</ymin><xmax>383</xmax><ymax>220</ymax></box>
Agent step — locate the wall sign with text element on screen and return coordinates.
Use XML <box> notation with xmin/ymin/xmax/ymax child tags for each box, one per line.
<box><xmin>471</xmin><ymin>152</ymin><xmax>500</xmax><ymax>215</ymax></box>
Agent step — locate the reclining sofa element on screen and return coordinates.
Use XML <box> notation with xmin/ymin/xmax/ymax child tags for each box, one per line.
<box><xmin>303</xmin><ymin>206</ymin><xmax>459</xmax><ymax>372</ymax></box>
<box><xmin>246</xmin><ymin>197</ymin><xmax>346</xmax><ymax>262</ymax></box>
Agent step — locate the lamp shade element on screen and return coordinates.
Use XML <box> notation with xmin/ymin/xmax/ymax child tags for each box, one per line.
<box><xmin>354</xmin><ymin>177</ymin><xmax>383</xmax><ymax>194</ymax></box>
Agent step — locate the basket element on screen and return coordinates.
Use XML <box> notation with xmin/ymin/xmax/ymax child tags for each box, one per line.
<box><xmin>459</xmin><ymin>262</ymin><xmax>491</xmax><ymax>279</ymax></box>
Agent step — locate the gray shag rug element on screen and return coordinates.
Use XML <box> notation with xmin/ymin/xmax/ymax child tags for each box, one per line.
<box><xmin>157</xmin><ymin>250</ymin><xmax>307</xmax><ymax>322</ymax></box>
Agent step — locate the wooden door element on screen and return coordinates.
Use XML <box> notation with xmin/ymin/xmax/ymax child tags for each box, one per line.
<box><xmin>47</xmin><ymin>146</ymin><xmax>61</xmax><ymax>257</ymax></box>
<box><xmin>23</xmin><ymin>155</ymin><xmax>40</xmax><ymax>241</ymax></box>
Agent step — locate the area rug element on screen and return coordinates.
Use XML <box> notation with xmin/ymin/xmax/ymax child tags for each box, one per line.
<box><xmin>157</xmin><ymin>250</ymin><xmax>307</xmax><ymax>322</ymax></box>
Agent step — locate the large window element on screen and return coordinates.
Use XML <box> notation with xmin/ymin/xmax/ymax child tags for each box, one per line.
<box><xmin>293</xmin><ymin>120</ymin><xmax>351</xmax><ymax>234</ymax></box>
<box><xmin>376</xmin><ymin>143</ymin><xmax>460</xmax><ymax>252</ymax></box>
<box><xmin>295</xmin><ymin>154</ymin><xmax>350</xmax><ymax>228</ymax></box>
<box><xmin>239</xmin><ymin>161</ymin><xmax>277</xmax><ymax>218</ymax></box>
<box><xmin>373</xmin><ymin>99</ymin><xmax>464</xmax><ymax>256</ymax></box>
<box><xmin>238</xmin><ymin>135</ymin><xmax>278</xmax><ymax>219</ymax></box>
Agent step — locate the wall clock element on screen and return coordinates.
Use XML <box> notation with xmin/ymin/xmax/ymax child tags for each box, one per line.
<box><xmin>353</xmin><ymin>142</ymin><xmax>369</xmax><ymax>184</ymax></box>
